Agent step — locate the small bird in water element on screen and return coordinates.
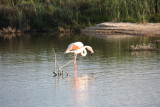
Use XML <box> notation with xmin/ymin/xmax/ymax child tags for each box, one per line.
<box><xmin>65</xmin><ymin>42</ymin><xmax>94</xmax><ymax>71</ymax></box>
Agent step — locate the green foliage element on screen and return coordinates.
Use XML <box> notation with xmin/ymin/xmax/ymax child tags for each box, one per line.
<box><xmin>149</xmin><ymin>14</ymin><xmax>160</xmax><ymax>22</ymax></box>
<box><xmin>0</xmin><ymin>6</ymin><xmax>18</xmax><ymax>28</ymax></box>
<box><xmin>121</xmin><ymin>17</ymin><xmax>137</xmax><ymax>23</ymax></box>
<box><xmin>0</xmin><ymin>0</ymin><xmax>160</xmax><ymax>32</ymax></box>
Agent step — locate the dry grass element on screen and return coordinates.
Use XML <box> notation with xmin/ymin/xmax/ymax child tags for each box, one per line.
<box><xmin>2</xmin><ymin>26</ymin><xmax>16</xmax><ymax>33</ymax></box>
<box><xmin>0</xmin><ymin>26</ymin><xmax>21</xmax><ymax>39</ymax></box>
<box><xmin>130</xmin><ymin>43</ymin><xmax>156</xmax><ymax>51</ymax></box>
<box><xmin>0</xmin><ymin>26</ymin><xmax>21</xmax><ymax>34</ymax></box>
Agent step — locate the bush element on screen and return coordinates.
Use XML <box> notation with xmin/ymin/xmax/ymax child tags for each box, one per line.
<box><xmin>149</xmin><ymin>14</ymin><xmax>160</xmax><ymax>22</ymax></box>
<box><xmin>0</xmin><ymin>6</ymin><xmax>18</xmax><ymax>29</ymax></box>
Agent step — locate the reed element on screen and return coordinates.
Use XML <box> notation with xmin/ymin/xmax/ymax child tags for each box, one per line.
<box><xmin>0</xmin><ymin>0</ymin><xmax>159</xmax><ymax>31</ymax></box>
<box><xmin>2</xmin><ymin>26</ymin><xmax>16</xmax><ymax>33</ymax></box>
<box><xmin>52</xmin><ymin>48</ymin><xmax>72</xmax><ymax>77</ymax></box>
<box><xmin>130</xmin><ymin>43</ymin><xmax>156</xmax><ymax>51</ymax></box>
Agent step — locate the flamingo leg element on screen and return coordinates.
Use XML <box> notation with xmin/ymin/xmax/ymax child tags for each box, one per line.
<box><xmin>74</xmin><ymin>54</ymin><xmax>77</xmax><ymax>72</ymax></box>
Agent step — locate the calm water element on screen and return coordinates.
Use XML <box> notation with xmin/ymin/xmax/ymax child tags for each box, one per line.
<box><xmin>0</xmin><ymin>33</ymin><xmax>160</xmax><ymax>107</ymax></box>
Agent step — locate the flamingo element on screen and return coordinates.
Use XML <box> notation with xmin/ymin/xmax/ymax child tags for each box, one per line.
<box><xmin>65</xmin><ymin>42</ymin><xmax>94</xmax><ymax>71</ymax></box>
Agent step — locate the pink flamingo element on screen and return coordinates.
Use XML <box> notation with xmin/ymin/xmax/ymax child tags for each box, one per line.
<box><xmin>65</xmin><ymin>42</ymin><xmax>94</xmax><ymax>71</ymax></box>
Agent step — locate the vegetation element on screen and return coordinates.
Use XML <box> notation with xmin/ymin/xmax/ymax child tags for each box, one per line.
<box><xmin>0</xmin><ymin>0</ymin><xmax>160</xmax><ymax>32</ymax></box>
<box><xmin>130</xmin><ymin>43</ymin><xmax>156</xmax><ymax>51</ymax></box>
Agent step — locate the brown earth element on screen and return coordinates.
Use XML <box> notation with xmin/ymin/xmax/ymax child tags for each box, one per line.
<box><xmin>81</xmin><ymin>22</ymin><xmax>160</xmax><ymax>36</ymax></box>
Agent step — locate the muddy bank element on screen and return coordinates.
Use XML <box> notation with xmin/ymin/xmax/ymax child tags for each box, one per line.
<box><xmin>81</xmin><ymin>22</ymin><xmax>160</xmax><ymax>36</ymax></box>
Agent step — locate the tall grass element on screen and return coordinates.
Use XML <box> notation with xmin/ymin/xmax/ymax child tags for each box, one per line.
<box><xmin>0</xmin><ymin>0</ymin><xmax>160</xmax><ymax>32</ymax></box>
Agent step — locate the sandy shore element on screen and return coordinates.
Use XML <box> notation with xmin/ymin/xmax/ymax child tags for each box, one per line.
<box><xmin>81</xmin><ymin>22</ymin><xmax>160</xmax><ymax>36</ymax></box>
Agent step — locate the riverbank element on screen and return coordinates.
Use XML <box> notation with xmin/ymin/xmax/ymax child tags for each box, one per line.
<box><xmin>81</xmin><ymin>22</ymin><xmax>160</xmax><ymax>36</ymax></box>
<box><xmin>1</xmin><ymin>22</ymin><xmax>160</xmax><ymax>36</ymax></box>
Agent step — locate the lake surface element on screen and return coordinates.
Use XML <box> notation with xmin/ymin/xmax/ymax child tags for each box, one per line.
<box><xmin>0</xmin><ymin>33</ymin><xmax>160</xmax><ymax>107</ymax></box>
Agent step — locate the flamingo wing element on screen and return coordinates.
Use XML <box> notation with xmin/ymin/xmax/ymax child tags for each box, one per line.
<box><xmin>65</xmin><ymin>42</ymin><xmax>84</xmax><ymax>54</ymax></box>
<box><xmin>67</xmin><ymin>42</ymin><xmax>84</xmax><ymax>51</ymax></box>
<box><xmin>67</xmin><ymin>44</ymin><xmax>81</xmax><ymax>51</ymax></box>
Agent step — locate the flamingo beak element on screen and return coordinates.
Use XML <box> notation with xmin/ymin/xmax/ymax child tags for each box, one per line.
<box><xmin>90</xmin><ymin>52</ymin><xmax>94</xmax><ymax>56</ymax></box>
<box><xmin>64</xmin><ymin>49</ymin><xmax>68</xmax><ymax>54</ymax></box>
<box><xmin>64</xmin><ymin>49</ymin><xmax>69</xmax><ymax>54</ymax></box>
<box><xmin>64</xmin><ymin>51</ymin><xmax>67</xmax><ymax>54</ymax></box>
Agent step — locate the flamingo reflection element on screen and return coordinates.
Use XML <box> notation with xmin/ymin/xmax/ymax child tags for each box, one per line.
<box><xmin>67</xmin><ymin>73</ymin><xmax>94</xmax><ymax>107</ymax></box>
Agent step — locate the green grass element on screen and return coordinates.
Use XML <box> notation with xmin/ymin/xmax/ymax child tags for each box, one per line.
<box><xmin>0</xmin><ymin>0</ymin><xmax>160</xmax><ymax>32</ymax></box>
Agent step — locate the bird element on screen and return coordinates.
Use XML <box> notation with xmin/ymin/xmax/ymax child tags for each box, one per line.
<box><xmin>65</xmin><ymin>42</ymin><xmax>94</xmax><ymax>71</ymax></box>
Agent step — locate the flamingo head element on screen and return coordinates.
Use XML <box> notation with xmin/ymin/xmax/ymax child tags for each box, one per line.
<box><xmin>90</xmin><ymin>52</ymin><xmax>94</xmax><ymax>56</ymax></box>
<box><xmin>85</xmin><ymin>46</ymin><xmax>94</xmax><ymax>56</ymax></box>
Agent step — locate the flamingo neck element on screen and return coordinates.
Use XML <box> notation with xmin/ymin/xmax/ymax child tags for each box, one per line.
<box><xmin>81</xmin><ymin>47</ymin><xmax>87</xmax><ymax>56</ymax></box>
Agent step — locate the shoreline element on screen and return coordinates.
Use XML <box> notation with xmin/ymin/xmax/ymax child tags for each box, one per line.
<box><xmin>81</xmin><ymin>22</ymin><xmax>160</xmax><ymax>36</ymax></box>
<box><xmin>1</xmin><ymin>22</ymin><xmax>160</xmax><ymax>37</ymax></box>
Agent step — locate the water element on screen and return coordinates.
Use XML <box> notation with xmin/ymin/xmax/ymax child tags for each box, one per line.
<box><xmin>0</xmin><ymin>33</ymin><xmax>160</xmax><ymax>107</ymax></box>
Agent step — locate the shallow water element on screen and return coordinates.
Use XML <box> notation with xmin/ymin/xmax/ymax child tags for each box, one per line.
<box><xmin>0</xmin><ymin>33</ymin><xmax>160</xmax><ymax>107</ymax></box>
